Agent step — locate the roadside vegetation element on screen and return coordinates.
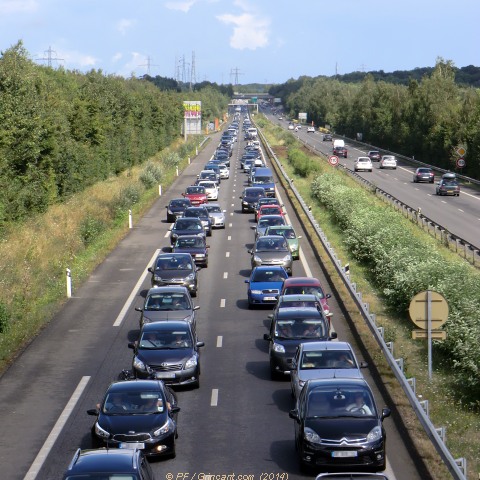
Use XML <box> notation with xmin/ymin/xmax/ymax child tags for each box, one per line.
<box><xmin>258</xmin><ymin>118</ymin><xmax>479</xmax><ymax>479</ymax></box>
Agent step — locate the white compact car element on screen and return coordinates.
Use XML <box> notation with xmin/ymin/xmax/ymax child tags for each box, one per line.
<box><xmin>379</xmin><ymin>155</ymin><xmax>397</xmax><ymax>169</ymax></box>
<box><xmin>354</xmin><ymin>157</ymin><xmax>373</xmax><ymax>172</ymax></box>
<box><xmin>307</xmin><ymin>126</ymin><xmax>315</xmax><ymax>133</ymax></box>
<box><xmin>197</xmin><ymin>181</ymin><xmax>219</xmax><ymax>200</ymax></box>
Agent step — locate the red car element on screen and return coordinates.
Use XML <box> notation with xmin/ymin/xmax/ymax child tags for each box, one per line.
<box><xmin>256</xmin><ymin>204</ymin><xmax>285</xmax><ymax>222</ymax></box>
<box><xmin>280</xmin><ymin>277</ymin><xmax>332</xmax><ymax>315</ymax></box>
<box><xmin>333</xmin><ymin>146</ymin><xmax>348</xmax><ymax>158</ymax></box>
<box><xmin>182</xmin><ymin>186</ymin><xmax>207</xmax><ymax>206</ymax></box>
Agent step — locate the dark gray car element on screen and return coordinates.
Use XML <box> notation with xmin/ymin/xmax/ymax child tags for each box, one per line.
<box><xmin>248</xmin><ymin>235</ymin><xmax>293</xmax><ymax>274</ymax></box>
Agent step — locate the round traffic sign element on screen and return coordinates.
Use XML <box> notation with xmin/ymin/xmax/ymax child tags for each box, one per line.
<box><xmin>329</xmin><ymin>155</ymin><xmax>339</xmax><ymax>166</ymax></box>
<box><xmin>408</xmin><ymin>290</ymin><xmax>448</xmax><ymax>329</ymax></box>
<box><xmin>456</xmin><ymin>157</ymin><xmax>466</xmax><ymax>168</ymax></box>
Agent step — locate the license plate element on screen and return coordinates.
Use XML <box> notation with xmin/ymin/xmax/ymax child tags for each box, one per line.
<box><xmin>155</xmin><ymin>372</ymin><xmax>176</xmax><ymax>379</ymax></box>
<box><xmin>332</xmin><ymin>451</ymin><xmax>358</xmax><ymax>458</ymax></box>
<box><xmin>264</xmin><ymin>296</ymin><xmax>276</xmax><ymax>301</ymax></box>
<box><xmin>120</xmin><ymin>442</ymin><xmax>145</xmax><ymax>450</ymax></box>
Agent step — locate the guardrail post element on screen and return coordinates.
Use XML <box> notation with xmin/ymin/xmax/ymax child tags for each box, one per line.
<box><xmin>454</xmin><ymin>458</ymin><xmax>467</xmax><ymax>476</ymax></box>
<box><xmin>395</xmin><ymin>357</ymin><xmax>404</xmax><ymax>373</ymax></box>
<box><xmin>159</xmin><ymin>185</ymin><xmax>162</xmax><ymax>196</ymax></box>
<box><xmin>435</xmin><ymin>426</ymin><xmax>446</xmax><ymax>442</ymax></box>
<box><xmin>66</xmin><ymin>268</ymin><xmax>72</xmax><ymax>298</ymax></box>
<box><xmin>407</xmin><ymin>377</ymin><xmax>416</xmax><ymax>394</ymax></box>
<box><xmin>386</xmin><ymin>341</ymin><xmax>394</xmax><ymax>356</ymax></box>
<box><xmin>128</xmin><ymin>209</ymin><xmax>133</xmax><ymax>229</ymax></box>
<box><xmin>419</xmin><ymin>399</ymin><xmax>429</xmax><ymax>417</ymax></box>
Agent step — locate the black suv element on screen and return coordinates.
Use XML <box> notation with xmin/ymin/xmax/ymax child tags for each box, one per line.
<box><xmin>165</xmin><ymin>198</ymin><xmax>192</xmax><ymax>223</ymax></box>
<box><xmin>240</xmin><ymin>187</ymin><xmax>266</xmax><ymax>213</ymax></box>
<box><xmin>63</xmin><ymin>448</ymin><xmax>155</xmax><ymax>479</ymax></box>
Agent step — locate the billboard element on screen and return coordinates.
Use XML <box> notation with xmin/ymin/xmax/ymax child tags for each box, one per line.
<box><xmin>183</xmin><ymin>101</ymin><xmax>202</xmax><ymax>135</ymax></box>
<box><xmin>298</xmin><ymin>112</ymin><xmax>307</xmax><ymax>120</ymax></box>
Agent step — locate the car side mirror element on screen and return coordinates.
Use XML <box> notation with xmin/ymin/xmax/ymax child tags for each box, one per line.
<box><xmin>196</xmin><ymin>341</ymin><xmax>205</xmax><ymax>348</ymax></box>
<box><xmin>381</xmin><ymin>408</ymin><xmax>391</xmax><ymax>420</ymax></box>
<box><xmin>297</xmin><ymin>236</ymin><xmax>303</xmax><ymax>239</ymax></box>
<box><xmin>247</xmin><ymin>249</ymin><xmax>252</xmax><ymax>254</ymax></box>
<box><xmin>359</xmin><ymin>361</ymin><xmax>368</xmax><ymax>368</ymax></box>
<box><xmin>223</xmin><ymin>210</ymin><xmax>226</xmax><ymax>213</ymax></box>
<box><xmin>147</xmin><ymin>267</ymin><xmax>154</xmax><ymax>273</ymax></box>
<box><xmin>245</xmin><ymin>279</ymin><xmax>250</xmax><ymax>283</ymax></box>
<box><xmin>263</xmin><ymin>333</ymin><xmax>271</xmax><ymax>341</ymax></box>
<box><xmin>193</xmin><ymin>305</ymin><xmax>200</xmax><ymax>311</ymax></box>
<box><xmin>87</xmin><ymin>408</ymin><xmax>99</xmax><ymax>416</ymax></box>
<box><xmin>135</xmin><ymin>307</ymin><xmax>143</xmax><ymax>312</ymax></box>
<box><xmin>267</xmin><ymin>314</ymin><xmax>273</xmax><ymax>319</ymax></box>
<box><xmin>128</xmin><ymin>342</ymin><xmax>136</xmax><ymax>350</ymax></box>
<box><xmin>326</xmin><ymin>293</ymin><xmax>332</xmax><ymax>299</ymax></box>
<box><xmin>329</xmin><ymin>332</ymin><xmax>338</xmax><ymax>340</ymax></box>
<box><xmin>170</xmin><ymin>405</ymin><xmax>181</xmax><ymax>414</ymax></box>
<box><xmin>288</xmin><ymin>409</ymin><xmax>299</xmax><ymax>421</ymax></box>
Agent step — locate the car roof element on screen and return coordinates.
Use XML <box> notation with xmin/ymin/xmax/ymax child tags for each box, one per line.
<box><xmin>147</xmin><ymin>286</ymin><xmax>189</xmax><ymax>294</ymax></box>
<box><xmin>156</xmin><ymin>252</ymin><xmax>193</xmax><ymax>260</ymax></box>
<box><xmin>108</xmin><ymin>379</ymin><xmax>166</xmax><ymax>393</ymax></box>
<box><xmin>300</xmin><ymin>341</ymin><xmax>353</xmax><ymax>352</ymax></box>
<box><xmin>277</xmin><ymin>294</ymin><xmax>319</xmax><ymax>302</ymax></box>
<box><xmin>306</xmin><ymin>377</ymin><xmax>370</xmax><ymax>389</ymax></box>
<box><xmin>65</xmin><ymin>448</ymin><xmax>141</xmax><ymax>476</ymax></box>
<box><xmin>276</xmin><ymin>307</ymin><xmax>325</xmax><ymax>318</ymax></box>
<box><xmin>142</xmin><ymin>320</ymin><xmax>192</xmax><ymax>332</ymax></box>
<box><xmin>283</xmin><ymin>277</ymin><xmax>321</xmax><ymax>286</ymax></box>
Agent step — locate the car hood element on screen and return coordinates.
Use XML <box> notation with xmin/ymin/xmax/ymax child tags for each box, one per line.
<box><xmin>172</xmin><ymin>228</ymin><xmax>203</xmax><ymax>236</ymax></box>
<box><xmin>254</xmin><ymin>251</ymin><xmax>290</xmax><ymax>261</ymax></box>
<box><xmin>173</xmin><ymin>247</ymin><xmax>207</xmax><ymax>255</ymax></box>
<box><xmin>297</xmin><ymin>369</ymin><xmax>364</xmax><ymax>382</ymax></box>
<box><xmin>185</xmin><ymin>194</ymin><xmax>206</xmax><ymax>200</ymax></box>
<box><xmin>275</xmin><ymin>337</ymin><xmax>330</xmax><ymax>355</ymax></box>
<box><xmin>250</xmin><ymin>281</ymin><xmax>285</xmax><ymax>291</ymax></box>
<box><xmin>138</xmin><ymin>348</ymin><xmax>195</xmax><ymax>365</ymax></box>
<box><xmin>142</xmin><ymin>310</ymin><xmax>194</xmax><ymax>323</ymax></box>
<box><xmin>305</xmin><ymin>417</ymin><xmax>379</xmax><ymax>440</ymax></box>
<box><xmin>98</xmin><ymin>411</ymin><xmax>169</xmax><ymax>434</ymax></box>
<box><xmin>153</xmin><ymin>270</ymin><xmax>194</xmax><ymax>280</ymax></box>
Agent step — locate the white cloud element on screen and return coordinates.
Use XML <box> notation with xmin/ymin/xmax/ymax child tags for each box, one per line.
<box><xmin>0</xmin><ymin>0</ymin><xmax>38</xmax><ymax>14</ymax></box>
<box><xmin>117</xmin><ymin>18</ymin><xmax>136</xmax><ymax>35</ymax></box>
<box><xmin>217</xmin><ymin>11</ymin><xmax>270</xmax><ymax>50</ymax></box>
<box><xmin>164</xmin><ymin>0</ymin><xmax>197</xmax><ymax>12</ymax></box>
<box><xmin>57</xmin><ymin>50</ymin><xmax>99</xmax><ymax>69</ymax></box>
<box><xmin>112</xmin><ymin>52</ymin><xmax>123</xmax><ymax>63</ymax></box>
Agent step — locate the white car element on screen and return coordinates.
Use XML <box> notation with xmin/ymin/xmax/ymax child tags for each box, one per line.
<box><xmin>204</xmin><ymin>203</ymin><xmax>226</xmax><ymax>229</ymax></box>
<box><xmin>354</xmin><ymin>156</ymin><xmax>373</xmax><ymax>172</ymax></box>
<box><xmin>197</xmin><ymin>181</ymin><xmax>219</xmax><ymax>200</ymax></box>
<box><xmin>288</xmin><ymin>124</ymin><xmax>294</xmax><ymax>130</ymax></box>
<box><xmin>219</xmin><ymin>164</ymin><xmax>230</xmax><ymax>179</ymax></box>
<box><xmin>307</xmin><ymin>126</ymin><xmax>315</xmax><ymax>133</ymax></box>
<box><xmin>379</xmin><ymin>155</ymin><xmax>397</xmax><ymax>169</ymax></box>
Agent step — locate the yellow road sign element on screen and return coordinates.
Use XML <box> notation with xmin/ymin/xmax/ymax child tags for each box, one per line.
<box><xmin>412</xmin><ymin>329</ymin><xmax>447</xmax><ymax>340</ymax></box>
<box><xmin>409</xmin><ymin>290</ymin><xmax>448</xmax><ymax>329</ymax></box>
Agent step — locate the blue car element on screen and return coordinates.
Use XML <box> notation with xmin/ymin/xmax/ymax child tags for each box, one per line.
<box><xmin>245</xmin><ymin>265</ymin><xmax>288</xmax><ymax>309</ymax></box>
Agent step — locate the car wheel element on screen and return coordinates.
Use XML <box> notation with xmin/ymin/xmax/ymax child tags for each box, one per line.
<box><xmin>191</xmin><ymin>289</ymin><xmax>197</xmax><ymax>298</ymax></box>
<box><xmin>90</xmin><ymin>432</ymin><xmax>103</xmax><ymax>449</ymax></box>
<box><xmin>270</xmin><ymin>360</ymin><xmax>280</xmax><ymax>380</ymax></box>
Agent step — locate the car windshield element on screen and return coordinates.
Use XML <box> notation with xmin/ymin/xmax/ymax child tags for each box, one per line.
<box><xmin>274</xmin><ymin>318</ymin><xmax>327</xmax><ymax>339</ymax></box>
<box><xmin>300</xmin><ymin>350</ymin><xmax>355</xmax><ymax>369</ymax></box>
<box><xmin>176</xmin><ymin>237</ymin><xmax>205</xmax><ymax>248</ymax></box>
<box><xmin>253</xmin><ymin>176</ymin><xmax>274</xmax><ymax>184</ymax></box>
<box><xmin>186</xmin><ymin>187</ymin><xmax>205</xmax><ymax>194</ymax></box>
<box><xmin>170</xmin><ymin>199</ymin><xmax>189</xmax><ymax>208</ymax></box>
<box><xmin>442</xmin><ymin>180</ymin><xmax>457</xmax><ymax>186</ymax></box>
<box><xmin>200</xmin><ymin>182</ymin><xmax>215</xmax><ymax>189</ymax></box>
<box><xmin>103</xmin><ymin>390</ymin><xmax>166</xmax><ymax>415</ymax></box>
<box><xmin>260</xmin><ymin>207</ymin><xmax>281</xmax><ymax>215</ymax></box>
<box><xmin>155</xmin><ymin>257</ymin><xmax>193</xmax><ymax>271</ymax></box>
<box><xmin>175</xmin><ymin>220</ymin><xmax>202</xmax><ymax>231</ymax></box>
<box><xmin>139</xmin><ymin>329</ymin><xmax>193</xmax><ymax>350</ymax></box>
<box><xmin>256</xmin><ymin>238</ymin><xmax>288</xmax><ymax>251</ymax></box>
<box><xmin>185</xmin><ymin>209</ymin><xmax>206</xmax><ymax>218</ymax></box>
<box><xmin>65</xmin><ymin>475</ymin><xmax>137</xmax><ymax>480</ymax></box>
<box><xmin>206</xmin><ymin>206</ymin><xmax>221</xmax><ymax>213</ymax></box>
<box><xmin>306</xmin><ymin>387</ymin><xmax>375</xmax><ymax>418</ymax></box>
<box><xmin>246</xmin><ymin>189</ymin><xmax>265</xmax><ymax>197</ymax></box>
<box><xmin>252</xmin><ymin>269</ymin><xmax>287</xmax><ymax>283</ymax></box>
<box><xmin>284</xmin><ymin>285</ymin><xmax>325</xmax><ymax>298</ymax></box>
<box><xmin>278</xmin><ymin>300</ymin><xmax>318</xmax><ymax>309</ymax></box>
<box><xmin>145</xmin><ymin>293</ymin><xmax>190</xmax><ymax>311</ymax></box>
<box><xmin>259</xmin><ymin>217</ymin><xmax>286</xmax><ymax>228</ymax></box>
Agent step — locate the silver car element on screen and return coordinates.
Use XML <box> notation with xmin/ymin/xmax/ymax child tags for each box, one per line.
<box><xmin>204</xmin><ymin>203</ymin><xmax>226</xmax><ymax>229</ymax></box>
<box><xmin>290</xmin><ymin>341</ymin><xmax>367</xmax><ymax>399</ymax></box>
<box><xmin>248</xmin><ymin>235</ymin><xmax>293</xmax><ymax>275</ymax></box>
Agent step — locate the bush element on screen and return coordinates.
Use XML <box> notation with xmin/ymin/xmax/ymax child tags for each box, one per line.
<box><xmin>288</xmin><ymin>148</ymin><xmax>320</xmax><ymax>177</ymax></box>
<box><xmin>111</xmin><ymin>184</ymin><xmax>142</xmax><ymax>219</ymax></box>
<box><xmin>161</xmin><ymin>150</ymin><xmax>181</xmax><ymax>168</ymax></box>
<box><xmin>79</xmin><ymin>215</ymin><xmax>107</xmax><ymax>246</ymax></box>
<box><xmin>0</xmin><ymin>302</ymin><xmax>10</xmax><ymax>333</ymax></box>
<box><xmin>140</xmin><ymin>162</ymin><xmax>163</xmax><ymax>189</ymax></box>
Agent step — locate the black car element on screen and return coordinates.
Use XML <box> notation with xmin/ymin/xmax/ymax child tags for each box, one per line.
<box><xmin>170</xmin><ymin>217</ymin><xmax>204</xmax><ymax>245</ymax></box>
<box><xmin>129</xmin><ymin>320</ymin><xmax>204</xmax><ymax>387</ymax></box>
<box><xmin>289</xmin><ymin>378</ymin><xmax>391</xmax><ymax>472</ymax></box>
<box><xmin>147</xmin><ymin>253</ymin><xmax>199</xmax><ymax>297</ymax></box>
<box><xmin>63</xmin><ymin>448</ymin><xmax>155</xmax><ymax>480</ymax></box>
<box><xmin>172</xmin><ymin>234</ymin><xmax>209</xmax><ymax>267</ymax></box>
<box><xmin>264</xmin><ymin>307</ymin><xmax>337</xmax><ymax>379</ymax></box>
<box><xmin>135</xmin><ymin>286</ymin><xmax>199</xmax><ymax>328</ymax></box>
<box><xmin>367</xmin><ymin>150</ymin><xmax>382</xmax><ymax>162</ymax></box>
<box><xmin>333</xmin><ymin>146</ymin><xmax>348</xmax><ymax>158</ymax></box>
<box><xmin>322</xmin><ymin>134</ymin><xmax>332</xmax><ymax>141</ymax></box>
<box><xmin>165</xmin><ymin>198</ymin><xmax>192</xmax><ymax>223</ymax></box>
<box><xmin>240</xmin><ymin>187</ymin><xmax>267</xmax><ymax>213</ymax></box>
<box><xmin>413</xmin><ymin>167</ymin><xmax>435</xmax><ymax>183</ymax></box>
<box><xmin>183</xmin><ymin>206</ymin><xmax>212</xmax><ymax>236</ymax></box>
<box><xmin>87</xmin><ymin>379</ymin><xmax>180</xmax><ymax>458</ymax></box>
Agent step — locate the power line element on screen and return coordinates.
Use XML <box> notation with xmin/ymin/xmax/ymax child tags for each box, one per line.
<box><xmin>138</xmin><ymin>56</ymin><xmax>159</xmax><ymax>75</ymax></box>
<box><xmin>38</xmin><ymin>46</ymin><xmax>64</xmax><ymax>68</ymax></box>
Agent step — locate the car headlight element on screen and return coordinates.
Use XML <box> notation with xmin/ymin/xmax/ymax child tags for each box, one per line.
<box><xmin>95</xmin><ymin>422</ymin><xmax>110</xmax><ymax>439</ymax></box>
<box><xmin>196</xmin><ymin>253</ymin><xmax>205</xmax><ymax>258</ymax></box>
<box><xmin>366</xmin><ymin>426</ymin><xmax>382</xmax><ymax>443</ymax></box>
<box><xmin>133</xmin><ymin>356</ymin><xmax>146</xmax><ymax>371</ymax></box>
<box><xmin>185</xmin><ymin>354</ymin><xmax>198</xmax><ymax>369</ymax></box>
<box><xmin>304</xmin><ymin>427</ymin><xmax>321</xmax><ymax>444</ymax></box>
<box><xmin>186</xmin><ymin>273</ymin><xmax>194</xmax><ymax>280</ymax></box>
<box><xmin>153</xmin><ymin>418</ymin><xmax>174</xmax><ymax>437</ymax></box>
<box><xmin>154</xmin><ymin>275</ymin><xmax>163</xmax><ymax>282</ymax></box>
<box><xmin>298</xmin><ymin>380</ymin><xmax>305</xmax><ymax>388</ymax></box>
<box><xmin>273</xmin><ymin>342</ymin><xmax>285</xmax><ymax>353</ymax></box>
<box><xmin>282</xmin><ymin>255</ymin><xmax>291</xmax><ymax>262</ymax></box>
<box><xmin>250</xmin><ymin>289</ymin><xmax>262</xmax><ymax>294</ymax></box>
<box><xmin>253</xmin><ymin>255</ymin><xmax>262</xmax><ymax>263</ymax></box>
<box><xmin>242</xmin><ymin>201</ymin><xmax>248</xmax><ymax>205</ymax></box>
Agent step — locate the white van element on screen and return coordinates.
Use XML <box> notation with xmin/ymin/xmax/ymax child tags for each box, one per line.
<box><xmin>333</xmin><ymin>139</ymin><xmax>345</xmax><ymax>149</ymax></box>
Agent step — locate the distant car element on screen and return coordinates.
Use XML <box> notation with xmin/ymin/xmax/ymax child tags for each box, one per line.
<box><xmin>148</xmin><ymin>253</ymin><xmax>199</xmax><ymax>297</ymax></box>
<box><xmin>264</xmin><ymin>225</ymin><xmax>301</xmax><ymax>260</ymax></box>
<box><xmin>254</xmin><ymin>197</ymin><xmax>283</xmax><ymax>220</ymax></box>
<box><xmin>183</xmin><ymin>206</ymin><xmax>212</xmax><ymax>236</ymax></box>
<box><xmin>289</xmin><ymin>378</ymin><xmax>391</xmax><ymax>472</ymax></box>
<box><xmin>307</xmin><ymin>126</ymin><xmax>315</xmax><ymax>133</ymax></box>
<box><xmin>170</xmin><ymin>217</ymin><xmax>204</xmax><ymax>245</ymax></box>
<box><xmin>182</xmin><ymin>185</ymin><xmax>207</xmax><ymax>206</ymax></box>
<box><xmin>135</xmin><ymin>286</ymin><xmax>199</xmax><ymax>328</ymax></box>
<box><xmin>379</xmin><ymin>155</ymin><xmax>397</xmax><ymax>169</ymax></box>
<box><xmin>263</xmin><ymin>307</ymin><xmax>337</xmax><ymax>379</ymax></box>
<box><xmin>436</xmin><ymin>173</ymin><xmax>460</xmax><ymax>196</ymax></box>
<box><xmin>165</xmin><ymin>198</ymin><xmax>192</xmax><ymax>223</ymax></box>
<box><xmin>197</xmin><ymin>181</ymin><xmax>219</xmax><ymax>200</ymax></box>
<box><xmin>218</xmin><ymin>164</ymin><xmax>230</xmax><ymax>179</ymax></box>
<box><xmin>281</xmin><ymin>276</ymin><xmax>332</xmax><ymax>315</ymax></box>
<box><xmin>240</xmin><ymin>187</ymin><xmax>266</xmax><ymax>213</ymax></box>
<box><xmin>87</xmin><ymin>379</ymin><xmax>180</xmax><ymax>457</ymax></box>
<box><xmin>63</xmin><ymin>448</ymin><xmax>156</xmax><ymax>480</ymax></box>
<box><xmin>129</xmin><ymin>320</ymin><xmax>204</xmax><ymax>387</ymax></box>
<box><xmin>245</xmin><ymin>265</ymin><xmax>289</xmax><ymax>308</ymax></box>
<box><xmin>172</xmin><ymin>234</ymin><xmax>209</xmax><ymax>267</ymax></box>
<box><xmin>290</xmin><ymin>341</ymin><xmax>368</xmax><ymax>399</ymax></box>
<box><xmin>253</xmin><ymin>215</ymin><xmax>287</xmax><ymax>240</ymax></box>
<box><xmin>413</xmin><ymin>167</ymin><xmax>435</xmax><ymax>183</ymax></box>
<box><xmin>367</xmin><ymin>150</ymin><xmax>382</xmax><ymax>162</ymax></box>
<box><xmin>248</xmin><ymin>235</ymin><xmax>293</xmax><ymax>274</ymax></box>
<box><xmin>323</xmin><ymin>134</ymin><xmax>332</xmax><ymax>141</ymax></box>
<box><xmin>256</xmin><ymin>204</ymin><xmax>285</xmax><ymax>222</ymax></box>
<box><xmin>288</xmin><ymin>124</ymin><xmax>295</xmax><ymax>130</ymax></box>
<box><xmin>354</xmin><ymin>156</ymin><xmax>373</xmax><ymax>172</ymax></box>
<box><xmin>333</xmin><ymin>146</ymin><xmax>348</xmax><ymax>158</ymax></box>
<box><xmin>204</xmin><ymin>202</ymin><xmax>226</xmax><ymax>229</ymax></box>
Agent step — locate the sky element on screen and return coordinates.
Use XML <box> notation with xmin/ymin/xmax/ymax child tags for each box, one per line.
<box><xmin>0</xmin><ymin>0</ymin><xmax>479</xmax><ymax>85</ymax></box>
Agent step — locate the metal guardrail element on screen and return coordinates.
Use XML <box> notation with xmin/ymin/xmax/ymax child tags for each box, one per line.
<box><xmin>299</xmin><ymin>139</ymin><xmax>480</xmax><ymax>267</ymax></box>
<box><xmin>257</xmin><ymin>127</ymin><xmax>468</xmax><ymax>479</ymax></box>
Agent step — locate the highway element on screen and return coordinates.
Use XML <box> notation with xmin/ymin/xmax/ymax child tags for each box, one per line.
<box><xmin>0</xmin><ymin>122</ymin><xmax>427</xmax><ymax>480</ymax></box>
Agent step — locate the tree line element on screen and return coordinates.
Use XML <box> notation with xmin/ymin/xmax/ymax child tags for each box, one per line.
<box><xmin>269</xmin><ymin>59</ymin><xmax>480</xmax><ymax>178</ymax></box>
<box><xmin>0</xmin><ymin>42</ymin><xmax>229</xmax><ymax>228</ymax></box>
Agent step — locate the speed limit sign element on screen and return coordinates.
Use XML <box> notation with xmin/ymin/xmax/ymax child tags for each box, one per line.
<box><xmin>456</xmin><ymin>157</ymin><xmax>466</xmax><ymax>168</ymax></box>
<box><xmin>329</xmin><ymin>155</ymin><xmax>339</xmax><ymax>166</ymax></box>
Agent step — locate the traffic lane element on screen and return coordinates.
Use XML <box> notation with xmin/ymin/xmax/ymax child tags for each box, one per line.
<box><xmin>0</xmin><ymin>132</ymin><xmax>224</xmax><ymax>480</ymax></box>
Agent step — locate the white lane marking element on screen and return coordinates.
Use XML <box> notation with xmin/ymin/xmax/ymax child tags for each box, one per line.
<box><xmin>164</xmin><ymin>230</ymin><xmax>170</xmax><ymax>238</ymax></box>
<box><xmin>217</xmin><ymin>336</ymin><xmax>223</xmax><ymax>347</ymax></box>
<box><xmin>458</xmin><ymin>209</ymin><xmax>464</xmax><ymax>213</ymax></box>
<box><xmin>230</xmin><ymin>212</ymin><xmax>234</xmax><ymax>216</ymax></box>
<box><xmin>113</xmin><ymin>249</ymin><xmax>161</xmax><ymax>326</ymax></box>
<box><xmin>231</xmin><ymin>203</ymin><xmax>234</xmax><ymax>207</ymax></box>
<box><xmin>24</xmin><ymin>376</ymin><xmax>91</xmax><ymax>480</ymax></box>
<box><xmin>227</xmin><ymin>236</ymin><xmax>231</xmax><ymax>241</ymax></box>
<box><xmin>220</xmin><ymin>298</ymin><xmax>226</xmax><ymax>308</ymax></box>
<box><xmin>299</xmin><ymin>248</ymin><xmax>312</xmax><ymax>277</ymax></box>
<box><xmin>223</xmin><ymin>272</ymin><xmax>228</xmax><ymax>279</ymax></box>
<box><xmin>211</xmin><ymin>389</ymin><xmax>219</xmax><ymax>406</ymax></box>
<box><xmin>226</xmin><ymin>252</ymin><xmax>230</xmax><ymax>257</ymax></box>
<box><xmin>229</xmin><ymin>223</ymin><xmax>232</xmax><ymax>228</ymax></box>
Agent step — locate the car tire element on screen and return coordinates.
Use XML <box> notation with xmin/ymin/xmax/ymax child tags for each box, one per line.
<box><xmin>90</xmin><ymin>433</ymin><xmax>103</xmax><ymax>449</ymax></box>
<box><xmin>270</xmin><ymin>360</ymin><xmax>280</xmax><ymax>380</ymax></box>
<box><xmin>191</xmin><ymin>289</ymin><xmax>197</xmax><ymax>298</ymax></box>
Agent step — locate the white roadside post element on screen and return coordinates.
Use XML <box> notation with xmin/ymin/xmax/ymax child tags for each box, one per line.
<box><xmin>66</xmin><ymin>268</ymin><xmax>72</xmax><ymax>298</ymax></box>
<box><xmin>159</xmin><ymin>185</ymin><xmax>162</xmax><ymax>196</ymax></box>
<box><xmin>128</xmin><ymin>209</ymin><xmax>133</xmax><ymax>229</ymax></box>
